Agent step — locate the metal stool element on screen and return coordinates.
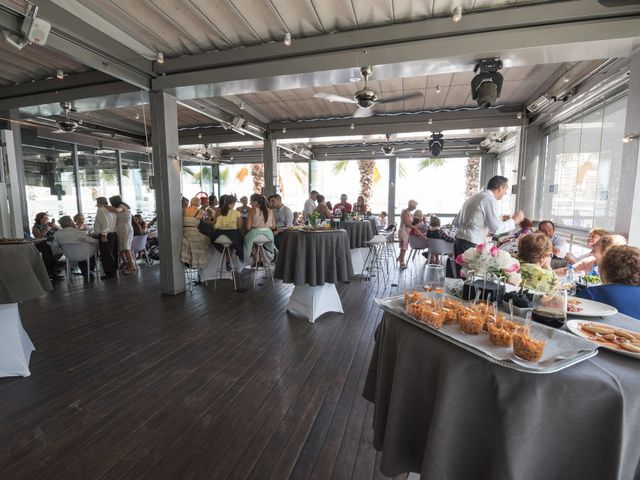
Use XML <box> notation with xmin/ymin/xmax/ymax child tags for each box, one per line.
<box><xmin>214</xmin><ymin>234</ymin><xmax>238</xmax><ymax>291</ymax></box>
<box><xmin>252</xmin><ymin>234</ymin><xmax>275</xmax><ymax>288</ymax></box>
<box><xmin>362</xmin><ymin>235</ymin><xmax>388</xmax><ymax>282</ymax></box>
<box><xmin>184</xmin><ymin>265</ymin><xmax>204</xmax><ymax>292</ymax></box>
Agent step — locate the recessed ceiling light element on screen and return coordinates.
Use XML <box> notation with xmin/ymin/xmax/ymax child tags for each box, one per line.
<box><xmin>452</xmin><ymin>6</ymin><xmax>462</xmax><ymax>22</ymax></box>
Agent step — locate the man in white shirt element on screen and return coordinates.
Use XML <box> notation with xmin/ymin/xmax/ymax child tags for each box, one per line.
<box><xmin>538</xmin><ymin>220</ymin><xmax>569</xmax><ymax>259</ymax></box>
<box><xmin>453</xmin><ymin>175</ymin><xmax>524</xmax><ymax>258</ymax></box>
<box><xmin>93</xmin><ymin>197</ymin><xmax>119</xmax><ymax>278</ymax></box>
<box><xmin>269</xmin><ymin>194</ymin><xmax>294</xmax><ymax>249</ymax></box>
<box><xmin>53</xmin><ymin>216</ymin><xmax>99</xmax><ymax>277</ymax></box>
<box><xmin>303</xmin><ymin>190</ymin><xmax>318</xmax><ymax>221</ymax></box>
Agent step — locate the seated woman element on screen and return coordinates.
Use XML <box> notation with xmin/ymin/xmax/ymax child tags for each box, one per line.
<box><xmin>376</xmin><ymin>211</ymin><xmax>388</xmax><ymax>230</ymax></box>
<box><xmin>32</xmin><ymin>211</ymin><xmax>62</xmax><ymax>280</ymax></box>
<box><xmin>578</xmin><ymin>245</ymin><xmax>640</xmax><ymax>319</ymax></box>
<box><xmin>211</xmin><ymin>195</ymin><xmax>244</xmax><ymax>262</ymax></box>
<box><xmin>410</xmin><ymin>210</ymin><xmax>428</xmax><ymax>235</ymax></box>
<box><xmin>244</xmin><ymin>194</ymin><xmax>276</xmax><ymax>264</ymax></box>
<box><xmin>293</xmin><ymin>211</ymin><xmax>303</xmax><ymax>226</ymax></box>
<box><xmin>426</xmin><ymin>216</ymin><xmax>454</xmax><ymax>242</ymax></box>
<box><xmin>73</xmin><ymin>213</ymin><xmax>89</xmax><ymax>231</ymax></box>
<box><xmin>354</xmin><ymin>195</ymin><xmax>368</xmax><ymax>215</ymax></box>
<box><xmin>517</xmin><ymin>233</ymin><xmax>558</xmax><ymax>294</ymax></box>
<box><xmin>313</xmin><ymin>194</ymin><xmax>332</xmax><ymax>221</ymax></box>
<box><xmin>181</xmin><ymin>198</ymin><xmax>210</xmax><ymax>269</ymax></box>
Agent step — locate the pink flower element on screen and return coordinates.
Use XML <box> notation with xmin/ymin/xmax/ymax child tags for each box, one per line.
<box><xmin>505</xmin><ymin>262</ymin><xmax>520</xmax><ymax>273</ymax></box>
<box><xmin>476</xmin><ymin>243</ymin><xmax>485</xmax><ymax>254</ymax></box>
<box><xmin>490</xmin><ymin>246</ymin><xmax>499</xmax><ymax>256</ymax></box>
<box><xmin>455</xmin><ymin>254</ymin><xmax>465</xmax><ymax>265</ymax></box>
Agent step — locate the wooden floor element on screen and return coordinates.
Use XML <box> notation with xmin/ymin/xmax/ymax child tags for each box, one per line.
<box><xmin>0</xmin><ymin>258</ymin><xmax>423</xmax><ymax>480</ymax></box>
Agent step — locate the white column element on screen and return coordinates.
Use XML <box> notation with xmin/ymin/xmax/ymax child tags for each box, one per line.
<box><xmin>263</xmin><ymin>135</ymin><xmax>278</xmax><ymax>197</ymax></box>
<box><xmin>0</xmin><ymin>129</ymin><xmax>24</xmax><ymax>237</ymax></box>
<box><xmin>615</xmin><ymin>48</ymin><xmax>640</xmax><ymax>245</ymax></box>
<box><xmin>387</xmin><ymin>155</ymin><xmax>397</xmax><ymax>223</ymax></box>
<box><xmin>150</xmin><ymin>91</ymin><xmax>185</xmax><ymax>294</ymax></box>
<box><xmin>518</xmin><ymin>125</ymin><xmax>544</xmax><ymax>217</ymax></box>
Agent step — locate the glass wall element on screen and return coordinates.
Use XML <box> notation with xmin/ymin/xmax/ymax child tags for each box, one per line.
<box><xmin>539</xmin><ymin>95</ymin><xmax>627</xmax><ymax>230</ymax></box>
<box><xmin>310</xmin><ymin>159</ymin><xmax>389</xmax><ymax>214</ymax></box>
<box><xmin>218</xmin><ymin>163</ymin><xmax>259</xmax><ymax>198</ymax></box>
<box><xmin>23</xmin><ymin>141</ymin><xmax>78</xmax><ymax>226</ymax></box>
<box><xmin>396</xmin><ymin>157</ymin><xmax>469</xmax><ymax>223</ymax></box>
<box><xmin>278</xmin><ymin>162</ymin><xmax>308</xmax><ymax>213</ymax></box>
<box><xmin>121</xmin><ymin>152</ymin><xmax>155</xmax><ymax>220</ymax></box>
<box><xmin>77</xmin><ymin>148</ymin><xmax>120</xmax><ymax>223</ymax></box>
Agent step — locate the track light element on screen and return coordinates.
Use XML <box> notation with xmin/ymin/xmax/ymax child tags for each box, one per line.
<box><xmin>197</xmin><ymin>133</ymin><xmax>203</xmax><ymax>139</ymax></box>
<box><xmin>56</xmin><ymin>69</ymin><xmax>64</xmax><ymax>80</ymax></box>
<box><xmin>284</xmin><ymin>32</ymin><xmax>292</xmax><ymax>46</ymax></box>
<box><xmin>517</xmin><ymin>112</ymin><xmax>523</xmax><ymax>120</ymax></box>
<box><xmin>435</xmin><ymin>85</ymin><xmax>441</xmax><ymax>94</ymax></box>
<box><xmin>156</xmin><ymin>52</ymin><xmax>164</xmax><ymax>64</ymax></box>
<box><xmin>134</xmin><ymin>113</ymin><xmax>140</xmax><ymax>120</ymax></box>
<box><xmin>282</xmin><ymin>127</ymin><xmax>287</xmax><ymax>134</ymax></box>
<box><xmin>428</xmin><ymin>118</ymin><xmax>433</xmax><ymax>125</ymax></box>
<box><xmin>563</xmin><ymin>73</ymin><xmax>570</xmax><ymax>84</ymax></box>
<box><xmin>239</xmin><ymin>103</ymin><xmax>245</xmax><ymax>110</ymax></box>
<box><xmin>471</xmin><ymin>58</ymin><xmax>504</xmax><ymax>108</ymax></box>
<box><xmin>429</xmin><ymin>133</ymin><xmax>444</xmax><ymax>157</ymax></box>
<box><xmin>623</xmin><ymin>134</ymin><xmax>638</xmax><ymax>143</ymax></box>
<box><xmin>452</xmin><ymin>6</ymin><xmax>462</xmax><ymax>22</ymax></box>
<box><xmin>349</xmin><ymin>123</ymin><xmax>355</xmax><ymax>130</ymax></box>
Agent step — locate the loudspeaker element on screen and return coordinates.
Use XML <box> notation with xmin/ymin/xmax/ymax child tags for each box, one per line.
<box><xmin>21</xmin><ymin>17</ymin><xmax>51</xmax><ymax>45</ymax></box>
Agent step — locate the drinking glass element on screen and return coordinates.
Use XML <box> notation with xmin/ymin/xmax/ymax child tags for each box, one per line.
<box><xmin>423</xmin><ymin>264</ymin><xmax>445</xmax><ymax>306</ymax></box>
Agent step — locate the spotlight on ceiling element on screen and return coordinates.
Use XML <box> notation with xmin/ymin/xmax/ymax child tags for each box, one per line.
<box><xmin>471</xmin><ymin>58</ymin><xmax>504</xmax><ymax>108</ymax></box>
<box><xmin>156</xmin><ymin>52</ymin><xmax>164</xmax><ymax>64</ymax></box>
<box><xmin>284</xmin><ymin>32</ymin><xmax>292</xmax><ymax>46</ymax></box>
<box><xmin>56</xmin><ymin>69</ymin><xmax>64</xmax><ymax>80</ymax></box>
<box><xmin>435</xmin><ymin>85</ymin><xmax>441</xmax><ymax>94</ymax></box>
<box><xmin>452</xmin><ymin>6</ymin><xmax>462</xmax><ymax>22</ymax></box>
<box><xmin>428</xmin><ymin>118</ymin><xmax>433</xmax><ymax>125</ymax></box>
<box><xmin>429</xmin><ymin>133</ymin><xmax>444</xmax><ymax>157</ymax></box>
<box><xmin>349</xmin><ymin>123</ymin><xmax>355</xmax><ymax>130</ymax></box>
<box><xmin>134</xmin><ymin>113</ymin><xmax>140</xmax><ymax>120</ymax></box>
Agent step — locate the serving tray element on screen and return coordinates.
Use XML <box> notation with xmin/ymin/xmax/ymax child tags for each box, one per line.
<box><xmin>375</xmin><ymin>295</ymin><xmax>598</xmax><ymax>374</ymax></box>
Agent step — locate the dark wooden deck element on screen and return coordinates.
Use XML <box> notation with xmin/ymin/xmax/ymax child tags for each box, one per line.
<box><xmin>0</xmin><ymin>262</ymin><xmax>420</xmax><ymax>479</ymax></box>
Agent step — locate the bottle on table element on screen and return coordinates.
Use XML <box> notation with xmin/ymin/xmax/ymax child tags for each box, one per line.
<box><xmin>563</xmin><ymin>264</ymin><xmax>576</xmax><ymax>296</ymax></box>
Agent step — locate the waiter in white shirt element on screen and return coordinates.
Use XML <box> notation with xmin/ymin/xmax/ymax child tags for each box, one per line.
<box><xmin>453</xmin><ymin>175</ymin><xmax>524</xmax><ymax>258</ymax></box>
<box><xmin>93</xmin><ymin>196</ymin><xmax>119</xmax><ymax>278</ymax></box>
<box><xmin>303</xmin><ymin>190</ymin><xmax>318</xmax><ymax>221</ymax></box>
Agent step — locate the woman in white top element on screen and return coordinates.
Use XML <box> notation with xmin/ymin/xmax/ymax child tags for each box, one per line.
<box><xmin>106</xmin><ymin>195</ymin><xmax>136</xmax><ymax>274</ymax></box>
<box><xmin>245</xmin><ymin>194</ymin><xmax>276</xmax><ymax>264</ymax></box>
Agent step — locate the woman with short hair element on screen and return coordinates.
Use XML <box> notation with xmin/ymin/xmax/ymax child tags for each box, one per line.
<box><xmin>517</xmin><ymin>233</ymin><xmax>558</xmax><ymax>294</ymax></box>
<box><xmin>578</xmin><ymin>245</ymin><xmax>640</xmax><ymax>319</ymax></box>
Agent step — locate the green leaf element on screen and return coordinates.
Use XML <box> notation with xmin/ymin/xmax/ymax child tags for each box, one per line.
<box><xmin>331</xmin><ymin>160</ymin><xmax>349</xmax><ymax>174</ymax></box>
<box><xmin>418</xmin><ymin>157</ymin><xmax>446</xmax><ymax>170</ymax></box>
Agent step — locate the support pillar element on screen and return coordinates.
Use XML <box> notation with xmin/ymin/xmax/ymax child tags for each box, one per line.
<box><xmin>480</xmin><ymin>154</ymin><xmax>498</xmax><ymax>188</ymax></box>
<box><xmin>263</xmin><ymin>136</ymin><xmax>278</xmax><ymax>197</ymax></box>
<box><xmin>388</xmin><ymin>155</ymin><xmax>397</xmax><ymax>224</ymax></box>
<box><xmin>519</xmin><ymin>125</ymin><xmax>543</xmax><ymax>217</ymax></box>
<box><xmin>150</xmin><ymin>91</ymin><xmax>185</xmax><ymax>294</ymax></box>
<box><xmin>72</xmin><ymin>144</ymin><xmax>82</xmax><ymax>214</ymax></box>
<box><xmin>616</xmin><ymin>47</ymin><xmax>640</xmax><ymax>245</ymax></box>
<box><xmin>0</xmin><ymin>111</ymin><xmax>28</xmax><ymax>228</ymax></box>
<box><xmin>116</xmin><ymin>149</ymin><xmax>124</xmax><ymax>197</ymax></box>
<box><xmin>0</xmin><ymin>129</ymin><xmax>24</xmax><ymax>237</ymax></box>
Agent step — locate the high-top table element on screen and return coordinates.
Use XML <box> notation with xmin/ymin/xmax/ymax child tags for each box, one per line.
<box><xmin>338</xmin><ymin>220</ymin><xmax>375</xmax><ymax>275</ymax></box>
<box><xmin>274</xmin><ymin>229</ymin><xmax>353</xmax><ymax>322</ymax></box>
<box><xmin>363</xmin><ymin>310</ymin><xmax>640</xmax><ymax>479</ymax></box>
<box><xmin>0</xmin><ymin>242</ymin><xmax>53</xmax><ymax>377</ymax></box>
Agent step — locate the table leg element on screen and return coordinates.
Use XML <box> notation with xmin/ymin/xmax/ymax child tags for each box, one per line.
<box><xmin>287</xmin><ymin>284</ymin><xmax>344</xmax><ymax>323</ymax></box>
<box><xmin>350</xmin><ymin>247</ymin><xmax>369</xmax><ymax>275</ymax></box>
<box><xmin>0</xmin><ymin>303</ymin><xmax>35</xmax><ymax>378</ymax></box>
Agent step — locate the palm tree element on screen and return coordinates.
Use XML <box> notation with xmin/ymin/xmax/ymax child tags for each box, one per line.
<box><xmin>465</xmin><ymin>157</ymin><xmax>481</xmax><ymax>198</ymax></box>
<box><xmin>358</xmin><ymin>160</ymin><xmax>375</xmax><ymax>205</ymax></box>
<box><xmin>418</xmin><ymin>157</ymin><xmax>446</xmax><ymax>170</ymax></box>
<box><xmin>251</xmin><ymin>163</ymin><xmax>264</xmax><ymax>194</ymax></box>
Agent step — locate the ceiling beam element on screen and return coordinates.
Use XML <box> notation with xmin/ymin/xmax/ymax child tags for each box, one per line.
<box><xmin>152</xmin><ymin>1</ymin><xmax>640</xmax><ymax>97</ymax></box>
<box><xmin>269</xmin><ymin>109</ymin><xmax>523</xmax><ymax>140</ymax></box>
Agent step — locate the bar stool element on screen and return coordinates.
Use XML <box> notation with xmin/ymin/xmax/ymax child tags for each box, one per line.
<box><xmin>214</xmin><ymin>234</ymin><xmax>237</xmax><ymax>291</ymax></box>
<box><xmin>362</xmin><ymin>235</ymin><xmax>388</xmax><ymax>282</ymax></box>
<box><xmin>251</xmin><ymin>234</ymin><xmax>275</xmax><ymax>288</ymax></box>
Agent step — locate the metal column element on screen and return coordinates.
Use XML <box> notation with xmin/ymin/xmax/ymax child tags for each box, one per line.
<box><xmin>0</xmin><ymin>130</ymin><xmax>24</xmax><ymax>237</ymax></box>
<box><xmin>615</xmin><ymin>47</ymin><xmax>640</xmax><ymax>244</ymax></box>
<box><xmin>72</xmin><ymin>143</ymin><xmax>82</xmax><ymax>214</ymax></box>
<box><xmin>116</xmin><ymin>149</ymin><xmax>124</xmax><ymax>197</ymax></box>
<box><xmin>388</xmin><ymin>155</ymin><xmax>397</xmax><ymax>224</ymax></box>
<box><xmin>263</xmin><ymin>136</ymin><xmax>278</xmax><ymax>197</ymax></box>
<box><xmin>150</xmin><ymin>91</ymin><xmax>186</xmax><ymax>294</ymax></box>
<box><xmin>5</xmin><ymin>110</ymin><xmax>28</xmax><ymax>227</ymax></box>
<box><xmin>518</xmin><ymin>125</ymin><xmax>543</xmax><ymax>218</ymax></box>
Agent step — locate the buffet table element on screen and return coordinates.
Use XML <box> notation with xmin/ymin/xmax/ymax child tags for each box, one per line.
<box><xmin>0</xmin><ymin>242</ymin><xmax>53</xmax><ymax>377</ymax></box>
<box><xmin>274</xmin><ymin>230</ymin><xmax>353</xmax><ymax>322</ymax></box>
<box><xmin>338</xmin><ymin>221</ymin><xmax>374</xmax><ymax>275</ymax></box>
<box><xmin>363</xmin><ymin>310</ymin><xmax>640</xmax><ymax>479</ymax></box>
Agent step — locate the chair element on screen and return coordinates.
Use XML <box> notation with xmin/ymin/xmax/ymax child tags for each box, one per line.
<box><xmin>362</xmin><ymin>235</ymin><xmax>388</xmax><ymax>282</ymax></box>
<box><xmin>427</xmin><ymin>238</ymin><xmax>455</xmax><ymax>265</ymax></box>
<box><xmin>407</xmin><ymin>235</ymin><xmax>429</xmax><ymax>263</ymax></box>
<box><xmin>60</xmin><ymin>242</ymin><xmax>99</xmax><ymax>283</ymax></box>
<box><xmin>214</xmin><ymin>234</ymin><xmax>238</xmax><ymax>291</ymax></box>
<box><xmin>130</xmin><ymin>234</ymin><xmax>151</xmax><ymax>268</ymax></box>
<box><xmin>251</xmin><ymin>234</ymin><xmax>275</xmax><ymax>288</ymax></box>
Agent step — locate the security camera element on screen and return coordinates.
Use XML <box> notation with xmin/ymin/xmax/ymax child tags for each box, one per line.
<box><xmin>429</xmin><ymin>133</ymin><xmax>444</xmax><ymax>156</ymax></box>
<box><xmin>471</xmin><ymin>58</ymin><xmax>504</xmax><ymax>108</ymax></box>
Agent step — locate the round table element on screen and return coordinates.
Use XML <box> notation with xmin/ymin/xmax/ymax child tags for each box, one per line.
<box><xmin>0</xmin><ymin>242</ymin><xmax>52</xmax><ymax>377</ymax></box>
<box><xmin>363</xmin><ymin>310</ymin><xmax>640</xmax><ymax>479</ymax></box>
<box><xmin>338</xmin><ymin>221</ymin><xmax>374</xmax><ymax>249</ymax></box>
<box><xmin>274</xmin><ymin>230</ymin><xmax>354</xmax><ymax>322</ymax></box>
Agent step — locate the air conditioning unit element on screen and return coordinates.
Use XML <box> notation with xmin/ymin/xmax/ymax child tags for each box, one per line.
<box><xmin>21</xmin><ymin>16</ymin><xmax>51</xmax><ymax>45</ymax></box>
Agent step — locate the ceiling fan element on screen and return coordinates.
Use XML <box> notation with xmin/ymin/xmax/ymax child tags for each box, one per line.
<box><xmin>313</xmin><ymin>66</ymin><xmax>423</xmax><ymax>118</ymax></box>
<box><xmin>195</xmin><ymin>143</ymin><xmax>212</xmax><ymax>161</ymax></box>
<box><xmin>381</xmin><ymin>134</ymin><xmax>413</xmax><ymax>156</ymax></box>
<box><xmin>52</xmin><ymin>102</ymin><xmax>79</xmax><ymax>133</ymax></box>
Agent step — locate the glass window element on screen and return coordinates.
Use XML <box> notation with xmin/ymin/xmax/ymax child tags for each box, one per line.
<box><xmin>77</xmin><ymin>148</ymin><xmax>120</xmax><ymax>225</ymax></box>
<box><xmin>277</xmin><ymin>162</ymin><xmax>308</xmax><ymax>213</ymax></box>
<box><xmin>23</xmin><ymin>141</ymin><xmax>78</xmax><ymax>227</ymax></box>
<box><xmin>540</xmin><ymin>95</ymin><xmax>627</xmax><ymax>230</ymax></box>
<box><xmin>121</xmin><ymin>152</ymin><xmax>155</xmax><ymax>220</ymax></box>
<box><xmin>310</xmin><ymin>159</ymin><xmax>389</xmax><ymax>214</ymax></box>
<box><xmin>181</xmin><ymin>160</ymin><xmax>203</xmax><ymax>200</ymax></box>
<box><xmin>396</xmin><ymin>157</ymin><xmax>470</xmax><ymax>224</ymax></box>
<box><xmin>218</xmin><ymin>163</ymin><xmax>260</xmax><ymax>198</ymax></box>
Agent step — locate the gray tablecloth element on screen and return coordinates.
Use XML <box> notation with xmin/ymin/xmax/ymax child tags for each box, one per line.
<box><xmin>0</xmin><ymin>243</ymin><xmax>53</xmax><ymax>303</ymax></box>
<box><xmin>363</xmin><ymin>311</ymin><xmax>640</xmax><ymax>479</ymax></box>
<box><xmin>274</xmin><ymin>230</ymin><xmax>354</xmax><ymax>286</ymax></box>
<box><xmin>338</xmin><ymin>221</ymin><xmax>374</xmax><ymax>248</ymax></box>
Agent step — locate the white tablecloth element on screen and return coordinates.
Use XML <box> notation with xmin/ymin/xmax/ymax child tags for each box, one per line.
<box><xmin>0</xmin><ymin>303</ymin><xmax>35</xmax><ymax>377</ymax></box>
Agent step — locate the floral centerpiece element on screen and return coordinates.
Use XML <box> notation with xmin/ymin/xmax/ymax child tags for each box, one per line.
<box><xmin>455</xmin><ymin>243</ymin><xmax>521</xmax><ymax>285</ymax></box>
<box><xmin>308</xmin><ymin>211</ymin><xmax>321</xmax><ymax>228</ymax></box>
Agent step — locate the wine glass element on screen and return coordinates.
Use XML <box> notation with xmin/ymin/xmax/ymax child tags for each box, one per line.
<box><xmin>423</xmin><ymin>264</ymin><xmax>445</xmax><ymax>307</ymax></box>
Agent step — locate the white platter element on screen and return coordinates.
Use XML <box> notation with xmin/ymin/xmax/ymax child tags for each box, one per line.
<box><xmin>567</xmin><ymin>297</ymin><xmax>618</xmax><ymax>317</ymax></box>
<box><xmin>565</xmin><ymin>320</ymin><xmax>640</xmax><ymax>360</ymax></box>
